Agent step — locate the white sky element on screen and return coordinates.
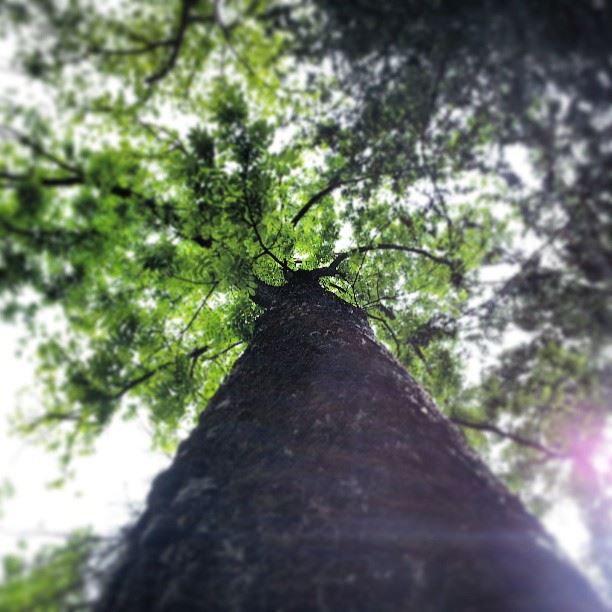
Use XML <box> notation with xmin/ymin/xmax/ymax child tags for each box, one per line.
<box><xmin>0</xmin><ymin>322</ymin><xmax>170</xmax><ymax>560</ymax></box>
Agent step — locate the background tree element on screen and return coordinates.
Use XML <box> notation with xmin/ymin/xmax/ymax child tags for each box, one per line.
<box><xmin>0</xmin><ymin>0</ymin><xmax>610</xmax><ymax>607</ymax></box>
<box><xmin>0</xmin><ymin>530</ymin><xmax>99</xmax><ymax>612</ymax></box>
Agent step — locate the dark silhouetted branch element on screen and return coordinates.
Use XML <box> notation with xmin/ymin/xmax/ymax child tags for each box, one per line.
<box><xmin>291</xmin><ymin>175</ymin><xmax>367</xmax><ymax>226</ymax></box>
<box><xmin>245</xmin><ymin>212</ymin><xmax>287</xmax><ymax>270</ymax></box>
<box><xmin>145</xmin><ymin>0</ymin><xmax>196</xmax><ymax>85</ymax></box>
<box><xmin>0</xmin><ymin>169</ymin><xmax>213</xmax><ymax>250</ymax></box>
<box><xmin>317</xmin><ymin>243</ymin><xmax>455</xmax><ymax>279</ymax></box>
<box><xmin>450</xmin><ymin>416</ymin><xmax>567</xmax><ymax>459</ymax></box>
<box><xmin>356</xmin><ymin>243</ymin><xmax>454</xmax><ymax>267</ymax></box>
<box><xmin>88</xmin><ymin>39</ymin><xmax>174</xmax><ymax>58</ymax></box>
<box><xmin>0</xmin><ymin>126</ymin><xmax>81</xmax><ymax>174</ymax></box>
<box><xmin>178</xmin><ymin>282</ymin><xmax>219</xmax><ymax>339</ymax></box>
<box><xmin>0</xmin><ymin>170</ymin><xmax>83</xmax><ymax>188</ymax></box>
<box><xmin>366</xmin><ymin>311</ymin><xmax>401</xmax><ymax>355</ymax></box>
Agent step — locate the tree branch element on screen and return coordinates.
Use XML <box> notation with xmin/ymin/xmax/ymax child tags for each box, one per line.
<box><xmin>145</xmin><ymin>0</ymin><xmax>195</xmax><ymax>85</ymax></box>
<box><xmin>366</xmin><ymin>312</ymin><xmax>401</xmax><ymax>355</ymax></box>
<box><xmin>87</xmin><ymin>39</ymin><xmax>174</xmax><ymax>58</ymax></box>
<box><xmin>188</xmin><ymin>340</ymin><xmax>244</xmax><ymax>376</ymax></box>
<box><xmin>24</xmin><ymin>411</ymin><xmax>82</xmax><ymax>430</ymax></box>
<box><xmin>317</xmin><ymin>242</ymin><xmax>455</xmax><ymax>279</ymax></box>
<box><xmin>0</xmin><ymin>170</ymin><xmax>83</xmax><ymax>188</ymax></box>
<box><xmin>358</xmin><ymin>243</ymin><xmax>454</xmax><ymax>267</ymax></box>
<box><xmin>199</xmin><ymin>341</ymin><xmax>244</xmax><ymax>362</ymax></box>
<box><xmin>136</xmin><ymin>120</ymin><xmax>189</xmax><ymax>156</ymax></box>
<box><xmin>450</xmin><ymin>416</ymin><xmax>567</xmax><ymax>459</ymax></box>
<box><xmin>245</xmin><ymin>211</ymin><xmax>287</xmax><ymax>270</ymax></box>
<box><xmin>105</xmin><ymin>341</ymin><xmax>236</xmax><ymax>401</ymax></box>
<box><xmin>110</xmin><ymin>368</ymin><xmax>161</xmax><ymax>400</ymax></box>
<box><xmin>25</xmin><ymin>339</ymin><xmax>246</xmax><ymax>432</ymax></box>
<box><xmin>0</xmin><ymin>217</ymin><xmax>97</xmax><ymax>248</ymax></box>
<box><xmin>169</xmin><ymin>274</ymin><xmax>211</xmax><ymax>286</ymax></box>
<box><xmin>291</xmin><ymin>175</ymin><xmax>366</xmax><ymax>226</ymax></box>
<box><xmin>178</xmin><ymin>282</ymin><xmax>219</xmax><ymax>339</ymax></box>
<box><xmin>0</xmin><ymin>171</ymin><xmax>213</xmax><ymax>250</ymax></box>
<box><xmin>0</xmin><ymin>126</ymin><xmax>80</xmax><ymax>174</ymax></box>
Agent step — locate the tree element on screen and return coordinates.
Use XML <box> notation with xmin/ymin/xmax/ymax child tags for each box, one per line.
<box><xmin>0</xmin><ymin>0</ymin><xmax>609</xmax><ymax>609</ymax></box>
<box><xmin>96</xmin><ymin>275</ymin><xmax>605</xmax><ymax>611</ymax></box>
<box><xmin>0</xmin><ymin>530</ymin><xmax>98</xmax><ymax>612</ymax></box>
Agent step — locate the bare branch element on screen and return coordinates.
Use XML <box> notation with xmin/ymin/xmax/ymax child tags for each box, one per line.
<box><xmin>145</xmin><ymin>0</ymin><xmax>195</xmax><ymax>85</ymax></box>
<box><xmin>0</xmin><ymin>126</ymin><xmax>80</xmax><ymax>174</ymax></box>
<box><xmin>358</xmin><ymin>243</ymin><xmax>454</xmax><ymax>267</ymax></box>
<box><xmin>366</xmin><ymin>312</ymin><xmax>401</xmax><ymax>355</ymax></box>
<box><xmin>0</xmin><ymin>170</ymin><xmax>83</xmax><ymax>188</ymax></box>
<box><xmin>450</xmin><ymin>416</ymin><xmax>567</xmax><ymax>459</ymax></box>
<box><xmin>291</xmin><ymin>175</ymin><xmax>366</xmax><ymax>226</ymax></box>
<box><xmin>245</xmin><ymin>211</ymin><xmax>287</xmax><ymax>270</ymax></box>
<box><xmin>0</xmin><ymin>170</ymin><xmax>213</xmax><ymax>251</ymax></box>
<box><xmin>178</xmin><ymin>282</ymin><xmax>219</xmax><ymax>339</ymax></box>
<box><xmin>318</xmin><ymin>242</ymin><xmax>455</xmax><ymax>279</ymax></box>
<box><xmin>87</xmin><ymin>39</ymin><xmax>174</xmax><ymax>58</ymax></box>
<box><xmin>188</xmin><ymin>340</ymin><xmax>244</xmax><ymax>376</ymax></box>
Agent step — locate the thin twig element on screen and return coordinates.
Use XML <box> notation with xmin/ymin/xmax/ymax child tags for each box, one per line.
<box><xmin>178</xmin><ymin>282</ymin><xmax>219</xmax><ymax>340</ymax></box>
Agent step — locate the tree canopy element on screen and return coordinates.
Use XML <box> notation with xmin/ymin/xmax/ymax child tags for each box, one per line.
<box><xmin>0</xmin><ymin>0</ymin><xmax>611</xmax><ymax>602</ymax></box>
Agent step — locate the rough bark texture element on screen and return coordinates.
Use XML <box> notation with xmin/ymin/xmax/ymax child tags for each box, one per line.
<box><xmin>97</xmin><ymin>277</ymin><xmax>606</xmax><ymax>612</ymax></box>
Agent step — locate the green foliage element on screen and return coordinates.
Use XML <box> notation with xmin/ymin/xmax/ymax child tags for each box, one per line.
<box><xmin>1</xmin><ymin>0</ymin><xmax>611</xmax><ymax>594</ymax></box>
<box><xmin>0</xmin><ymin>531</ymin><xmax>95</xmax><ymax>612</ymax></box>
<box><xmin>0</xmin><ymin>479</ymin><xmax>15</xmax><ymax>518</ymax></box>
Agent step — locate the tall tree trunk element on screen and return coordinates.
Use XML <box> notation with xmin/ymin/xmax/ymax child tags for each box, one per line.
<box><xmin>97</xmin><ymin>278</ymin><xmax>605</xmax><ymax>612</ymax></box>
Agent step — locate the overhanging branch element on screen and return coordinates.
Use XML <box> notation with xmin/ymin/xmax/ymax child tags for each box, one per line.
<box><xmin>25</xmin><ymin>341</ymin><xmax>245</xmax><ymax>431</ymax></box>
<box><xmin>366</xmin><ymin>312</ymin><xmax>401</xmax><ymax>355</ymax></box>
<box><xmin>0</xmin><ymin>170</ymin><xmax>84</xmax><ymax>188</ymax></box>
<box><xmin>291</xmin><ymin>175</ymin><xmax>366</xmax><ymax>226</ymax></box>
<box><xmin>145</xmin><ymin>0</ymin><xmax>196</xmax><ymax>85</ymax></box>
<box><xmin>450</xmin><ymin>416</ymin><xmax>567</xmax><ymax>460</ymax></box>
<box><xmin>317</xmin><ymin>243</ymin><xmax>455</xmax><ymax>278</ymax></box>
<box><xmin>244</xmin><ymin>211</ymin><xmax>287</xmax><ymax>270</ymax></box>
<box><xmin>0</xmin><ymin>126</ymin><xmax>81</xmax><ymax>174</ymax></box>
<box><xmin>0</xmin><ymin>168</ymin><xmax>213</xmax><ymax>250</ymax></box>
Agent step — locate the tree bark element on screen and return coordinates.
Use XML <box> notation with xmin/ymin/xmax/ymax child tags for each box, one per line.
<box><xmin>97</xmin><ymin>278</ymin><xmax>606</xmax><ymax>612</ymax></box>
